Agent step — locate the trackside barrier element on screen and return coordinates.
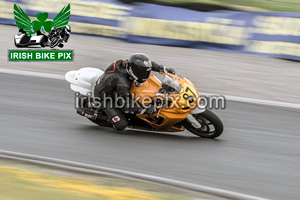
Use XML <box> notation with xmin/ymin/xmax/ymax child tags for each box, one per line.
<box><xmin>0</xmin><ymin>150</ymin><xmax>270</xmax><ymax>200</ymax></box>
<box><xmin>1</xmin><ymin>0</ymin><xmax>300</xmax><ymax>61</ymax></box>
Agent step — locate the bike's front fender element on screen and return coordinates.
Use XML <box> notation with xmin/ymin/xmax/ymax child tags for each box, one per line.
<box><xmin>190</xmin><ymin>105</ymin><xmax>206</xmax><ymax>114</ymax></box>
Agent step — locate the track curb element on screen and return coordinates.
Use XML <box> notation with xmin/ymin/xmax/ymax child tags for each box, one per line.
<box><xmin>0</xmin><ymin>150</ymin><xmax>269</xmax><ymax>200</ymax></box>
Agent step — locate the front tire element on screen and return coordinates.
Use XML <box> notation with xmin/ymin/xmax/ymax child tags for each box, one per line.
<box><xmin>50</xmin><ymin>37</ymin><xmax>60</xmax><ymax>48</ymax></box>
<box><xmin>182</xmin><ymin>110</ymin><xmax>223</xmax><ymax>138</ymax></box>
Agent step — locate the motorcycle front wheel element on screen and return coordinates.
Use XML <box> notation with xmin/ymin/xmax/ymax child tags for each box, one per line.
<box><xmin>182</xmin><ymin>110</ymin><xmax>223</xmax><ymax>138</ymax></box>
<box><xmin>50</xmin><ymin>37</ymin><xmax>61</xmax><ymax>48</ymax></box>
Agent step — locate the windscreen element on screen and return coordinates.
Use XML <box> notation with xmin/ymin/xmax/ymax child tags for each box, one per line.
<box><xmin>160</xmin><ymin>75</ymin><xmax>182</xmax><ymax>94</ymax></box>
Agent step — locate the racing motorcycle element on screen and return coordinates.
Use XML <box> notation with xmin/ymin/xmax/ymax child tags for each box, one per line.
<box><xmin>49</xmin><ymin>25</ymin><xmax>71</xmax><ymax>48</ymax></box>
<box><xmin>65</xmin><ymin>68</ymin><xmax>223</xmax><ymax>138</ymax></box>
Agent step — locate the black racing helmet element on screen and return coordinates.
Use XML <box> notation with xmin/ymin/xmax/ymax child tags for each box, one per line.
<box><xmin>65</xmin><ymin>25</ymin><xmax>71</xmax><ymax>33</ymax></box>
<box><xmin>127</xmin><ymin>53</ymin><xmax>152</xmax><ymax>87</ymax></box>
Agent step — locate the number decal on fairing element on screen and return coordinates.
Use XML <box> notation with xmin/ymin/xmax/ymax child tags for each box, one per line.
<box><xmin>178</xmin><ymin>83</ymin><xmax>199</xmax><ymax>107</ymax></box>
<box><xmin>183</xmin><ymin>87</ymin><xmax>196</xmax><ymax>101</ymax></box>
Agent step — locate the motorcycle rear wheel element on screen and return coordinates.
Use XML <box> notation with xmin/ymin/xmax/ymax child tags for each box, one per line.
<box><xmin>182</xmin><ymin>110</ymin><xmax>223</xmax><ymax>138</ymax></box>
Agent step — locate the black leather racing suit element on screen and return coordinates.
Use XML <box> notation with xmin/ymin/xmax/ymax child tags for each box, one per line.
<box><xmin>94</xmin><ymin>59</ymin><xmax>163</xmax><ymax>130</ymax></box>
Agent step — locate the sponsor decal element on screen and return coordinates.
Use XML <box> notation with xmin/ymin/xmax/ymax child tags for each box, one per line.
<box><xmin>112</xmin><ymin>115</ymin><xmax>121</xmax><ymax>122</ymax></box>
<box><xmin>84</xmin><ymin>113</ymin><xmax>93</xmax><ymax>119</ymax></box>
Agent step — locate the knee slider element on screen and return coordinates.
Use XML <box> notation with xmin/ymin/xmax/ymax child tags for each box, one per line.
<box><xmin>104</xmin><ymin>108</ymin><xmax>128</xmax><ymax>130</ymax></box>
<box><xmin>113</xmin><ymin>119</ymin><xmax>128</xmax><ymax>130</ymax></box>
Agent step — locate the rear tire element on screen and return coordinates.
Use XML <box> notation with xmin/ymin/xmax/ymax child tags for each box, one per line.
<box><xmin>182</xmin><ymin>110</ymin><xmax>223</xmax><ymax>138</ymax></box>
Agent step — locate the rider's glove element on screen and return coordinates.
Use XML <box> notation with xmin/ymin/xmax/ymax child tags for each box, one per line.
<box><xmin>159</xmin><ymin>65</ymin><xmax>175</xmax><ymax>75</ymax></box>
<box><xmin>166</xmin><ymin>67</ymin><xmax>175</xmax><ymax>74</ymax></box>
<box><xmin>139</xmin><ymin>104</ymin><xmax>156</xmax><ymax>116</ymax></box>
<box><xmin>122</xmin><ymin>106</ymin><xmax>142</xmax><ymax>115</ymax></box>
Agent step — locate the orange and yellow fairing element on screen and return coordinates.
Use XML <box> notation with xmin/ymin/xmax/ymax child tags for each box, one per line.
<box><xmin>130</xmin><ymin>73</ymin><xmax>200</xmax><ymax>132</ymax></box>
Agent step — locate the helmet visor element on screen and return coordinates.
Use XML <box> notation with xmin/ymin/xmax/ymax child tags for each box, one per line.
<box><xmin>129</xmin><ymin>63</ymin><xmax>151</xmax><ymax>83</ymax></box>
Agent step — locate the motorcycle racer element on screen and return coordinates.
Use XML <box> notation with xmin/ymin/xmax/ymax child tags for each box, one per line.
<box><xmin>67</xmin><ymin>54</ymin><xmax>223</xmax><ymax>138</ymax></box>
<box><xmin>93</xmin><ymin>53</ymin><xmax>175</xmax><ymax>130</ymax></box>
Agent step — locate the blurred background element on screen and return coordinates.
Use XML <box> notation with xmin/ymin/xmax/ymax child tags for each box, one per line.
<box><xmin>121</xmin><ymin>0</ymin><xmax>300</xmax><ymax>12</ymax></box>
<box><xmin>1</xmin><ymin>0</ymin><xmax>300</xmax><ymax>102</ymax></box>
<box><xmin>1</xmin><ymin>0</ymin><xmax>300</xmax><ymax>200</ymax></box>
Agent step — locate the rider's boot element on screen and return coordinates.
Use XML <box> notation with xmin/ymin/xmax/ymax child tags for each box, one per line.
<box><xmin>77</xmin><ymin>108</ymin><xmax>108</xmax><ymax>122</ymax></box>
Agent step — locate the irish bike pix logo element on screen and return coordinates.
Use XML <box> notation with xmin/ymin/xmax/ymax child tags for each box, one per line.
<box><xmin>9</xmin><ymin>4</ymin><xmax>73</xmax><ymax>62</ymax></box>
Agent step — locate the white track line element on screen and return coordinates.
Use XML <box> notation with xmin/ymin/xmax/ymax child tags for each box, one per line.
<box><xmin>0</xmin><ymin>150</ymin><xmax>269</xmax><ymax>200</ymax></box>
<box><xmin>1</xmin><ymin>68</ymin><xmax>299</xmax><ymax>109</ymax></box>
<box><xmin>200</xmin><ymin>92</ymin><xmax>300</xmax><ymax>110</ymax></box>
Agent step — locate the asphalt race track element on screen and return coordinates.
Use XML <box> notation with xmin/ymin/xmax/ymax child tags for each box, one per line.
<box><xmin>0</xmin><ymin>73</ymin><xmax>300</xmax><ymax>200</ymax></box>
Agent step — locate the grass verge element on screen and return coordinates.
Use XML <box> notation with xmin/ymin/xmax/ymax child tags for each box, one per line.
<box><xmin>0</xmin><ymin>159</ymin><xmax>227</xmax><ymax>200</ymax></box>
